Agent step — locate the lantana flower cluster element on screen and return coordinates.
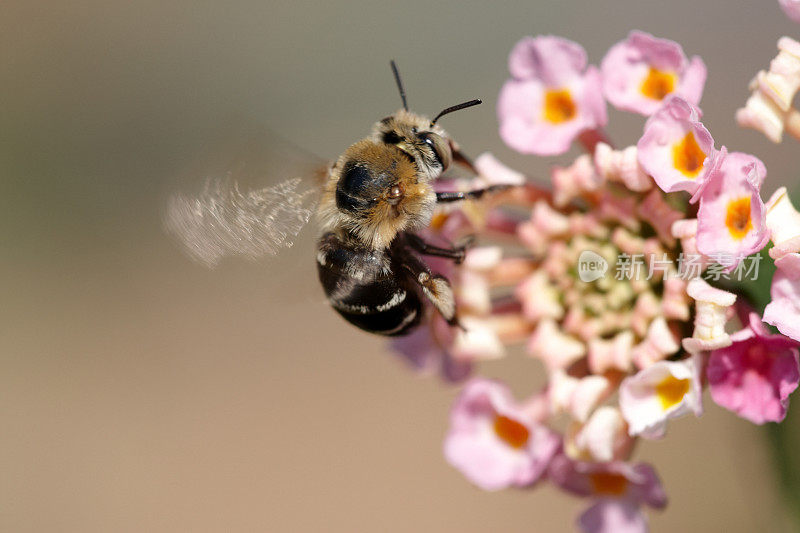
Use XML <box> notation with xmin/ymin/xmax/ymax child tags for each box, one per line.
<box><xmin>391</xmin><ymin>30</ymin><xmax>800</xmax><ymax>532</ymax></box>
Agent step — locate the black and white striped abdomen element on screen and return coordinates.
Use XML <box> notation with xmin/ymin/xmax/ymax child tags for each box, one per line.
<box><xmin>317</xmin><ymin>232</ymin><xmax>422</xmax><ymax>336</ymax></box>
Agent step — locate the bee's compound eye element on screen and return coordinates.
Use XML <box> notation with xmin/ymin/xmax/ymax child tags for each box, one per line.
<box><xmin>418</xmin><ymin>132</ymin><xmax>452</xmax><ymax>171</ymax></box>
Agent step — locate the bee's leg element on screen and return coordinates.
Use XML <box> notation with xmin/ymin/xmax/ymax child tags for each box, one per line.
<box><xmin>435</xmin><ymin>184</ymin><xmax>512</xmax><ymax>203</ymax></box>
<box><xmin>397</xmin><ymin>249</ymin><xmax>459</xmax><ymax>326</ymax></box>
<box><xmin>452</xmin><ymin>149</ymin><xmax>478</xmax><ymax>174</ymax></box>
<box><xmin>404</xmin><ymin>233</ymin><xmax>472</xmax><ymax>264</ymax></box>
<box><xmin>447</xmin><ymin>138</ymin><xmax>478</xmax><ymax>174</ymax></box>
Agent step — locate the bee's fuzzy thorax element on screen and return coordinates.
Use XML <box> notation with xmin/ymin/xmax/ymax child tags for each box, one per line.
<box><xmin>317</xmin><ymin>138</ymin><xmax>435</xmax><ymax>250</ymax></box>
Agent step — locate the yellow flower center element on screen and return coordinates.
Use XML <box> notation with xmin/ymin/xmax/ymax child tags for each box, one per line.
<box><xmin>725</xmin><ymin>197</ymin><xmax>753</xmax><ymax>240</ymax></box>
<box><xmin>543</xmin><ymin>88</ymin><xmax>577</xmax><ymax>124</ymax></box>
<box><xmin>493</xmin><ymin>414</ymin><xmax>530</xmax><ymax>449</ymax></box>
<box><xmin>640</xmin><ymin>67</ymin><xmax>677</xmax><ymax>100</ymax></box>
<box><xmin>589</xmin><ymin>472</ymin><xmax>629</xmax><ymax>496</ymax></box>
<box><xmin>655</xmin><ymin>374</ymin><xmax>690</xmax><ymax>410</ymax></box>
<box><xmin>672</xmin><ymin>132</ymin><xmax>706</xmax><ymax>178</ymax></box>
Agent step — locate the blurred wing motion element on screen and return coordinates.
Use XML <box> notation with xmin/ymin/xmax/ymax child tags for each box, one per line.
<box><xmin>165</xmin><ymin>175</ymin><xmax>318</xmax><ymax>267</ymax></box>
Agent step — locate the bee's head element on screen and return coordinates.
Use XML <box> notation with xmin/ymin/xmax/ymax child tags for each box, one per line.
<box><xmin>369</xmin><ymin>61</ymin><xmax>481</xmax><ymax>181</ymax></box>
<box><xmin>372</xmin><ymin>111</ymin><xmax>454</xmax><ymax>181</ymax></box>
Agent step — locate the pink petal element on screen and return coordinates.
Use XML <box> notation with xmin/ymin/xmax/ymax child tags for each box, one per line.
<box><xmin>765</xmin><ymin>187</ymin><xmax>800</xmax><ymax>259</ymax></box>
<box><xmin>695</xmin><ymin>149</ymin><xmax>769</xmax><ymax>269</ymax></box>
<box><xmin>509</xmin><ymin>35</ymin><xmax>588</xmax><ymax>85</ymax></box>
<box><xmin>473</xmin><ymin>152</ymin><xmax>526</xmax><ymax>186</ymax></box>
<box><xmin>569</xmin><ymin>406</ymin><xmax>635</xmax><ymax>463</ymax></box>
<box><xmin>764</xmin><ymin>261</ymin><xmax>800</xmax><ymax>342</ymax></box>
<box><xmin>578</xmin><ymin>500</ymin><xmax>648</xmax><ymax>533</ymax></box>
<box><xmin>553</xmin><ymin>154</ymin><xmax>603</xmax><ymax>207</ymax></box>
<box><xmin>637</xmin><ymin>188</ymin><xmax>684</xmax><ymax>246</ymax></box>
<box><xmin>444</xmin><ymin>431</ymin><xmax>530</xmax><ymax>490</ymax></box>
<box><xmin>661</xmin><ymin>276</ymin><xmax>691</xmax><ymax>321</ymax></box>
<box><xmin>499</xmin><ymin>49</ymin><xmax>606</xmax><ymax>156</ymax></box>
<box><xmin>780</xmin><ymin>0</ymin><xmax>800</xmax><ymax>22</ymax></box>
<box><xmin>589</xmin><ymin>331</ymin><xmax>634</xmax><ymax>373</ymax></box>
<box><xmin>549</xmin><ymin>456</ymin><xmax>667</xmax><ymax>508</ymax></box>
<box><xmin>736</xmin><ymin>90</ymin><xmax>786</xmax><ymax>143</ymax></box>
<box><xmin>528</xmin><ymin>319</ymin><xmax>584</xmax><ymax>369</ymax></box>
<box><xmin>595</xmin><ymin>143</ymin><xmax>653</xmax><ymax>192</ymax></box>
<box><xmin>637</xmin><ymin>96</ymin><xmax>714</xmax><ymax>195</ymax></box>
<box><xmin>390</xmin><ymin>316</ymin><xmax>472</xmax><ymax>382</ymax></box>
<box><xmin>602</xmin><ymin>31</ymin><xmax>703</xmax><ymax>115</ymax></box>
<box><xmin>678</xmin><ymin>56</ymin><xmax>707</xmax><ymax>107</ymax></box>
<box><xmin>631</xmin><ymin>317</ymin><xmax>680</xmax><ymax>369</ymax></box>
<box><xmin>444</xmin><ymin>379</ymin><xmax>560</xmax><ymax>490</ymax></box>
<box><xmin>707</xmin><ymin>318</ymin><xmax>800</xmax><ymax>424</ymax></box>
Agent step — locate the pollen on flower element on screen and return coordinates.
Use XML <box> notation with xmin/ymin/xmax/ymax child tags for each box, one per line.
<box><xmin>589</xmin><ymin>471</ymin><xmax>629</xmax><ymax>496</ymax></box>
<box><xmin>543</xmin><ymin>88</ymin><xmax>577</xmax><ymax>124</ymax></box>
<box><xmin>725</xmin><ymin>197</ymin><xmax>753</xmax><ymax>240</ymax></box>
<box><xmin>671</xmin><ymin>131</ymin><xmax>706</xmax><ymax>178</ymax></box>
<box><xmin>655</xmin><ymin>375</ymin><xmax>690</xmax><ymax>410</ymax></box>
<box><xmin>640</xmin><ymin>67</ymin><xmax>677</xmax><ymax>101</ymax></box>
<box><xmin>493</xmin><ymin>414</ymin><xmax>530</xmax><ymax>448</ymax></box>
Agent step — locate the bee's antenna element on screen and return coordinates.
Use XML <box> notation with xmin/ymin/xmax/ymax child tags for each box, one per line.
<box><xmin>430</xmin><ymin>99</ymin><xmax>482</xmax><ymax>126</ymax></box>
<box><xmin>390</xmin><ymin>60</ymin><xmax>408</xmax><ymax>111</ymax></box>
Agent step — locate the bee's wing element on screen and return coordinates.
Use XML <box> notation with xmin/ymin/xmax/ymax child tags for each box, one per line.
<box><xmin>163</xmin><ymin>127</ymin><xmax>330</xmax><ymax>268</ymax></box>
<box><xmin>165</xmin><ymin>175</ymin><xmax>319</xmax><ymax>267</ymax></box>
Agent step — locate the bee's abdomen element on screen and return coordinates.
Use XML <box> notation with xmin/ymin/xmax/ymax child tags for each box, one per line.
<box><xmin>324</xmin><ymin>278</ymin><xmax>422</xmax><ymax>336</ymax></box>
<box><xmin>317</xmin><ymin>233</ymin><xmax>421</xmax><ymax>336</ymax></box>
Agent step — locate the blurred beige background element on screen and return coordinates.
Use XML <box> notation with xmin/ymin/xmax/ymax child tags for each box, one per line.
<box><xmin>2</xmin><ymin>1</ymin><xmax>799</xmax><ymax>531</ymax></box>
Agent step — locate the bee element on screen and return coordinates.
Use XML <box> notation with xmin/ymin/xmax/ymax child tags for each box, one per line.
<box><xmin>165</xmin><ymin>61</ymin><xmax>507</xmax><ymax>336</ymax></box>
